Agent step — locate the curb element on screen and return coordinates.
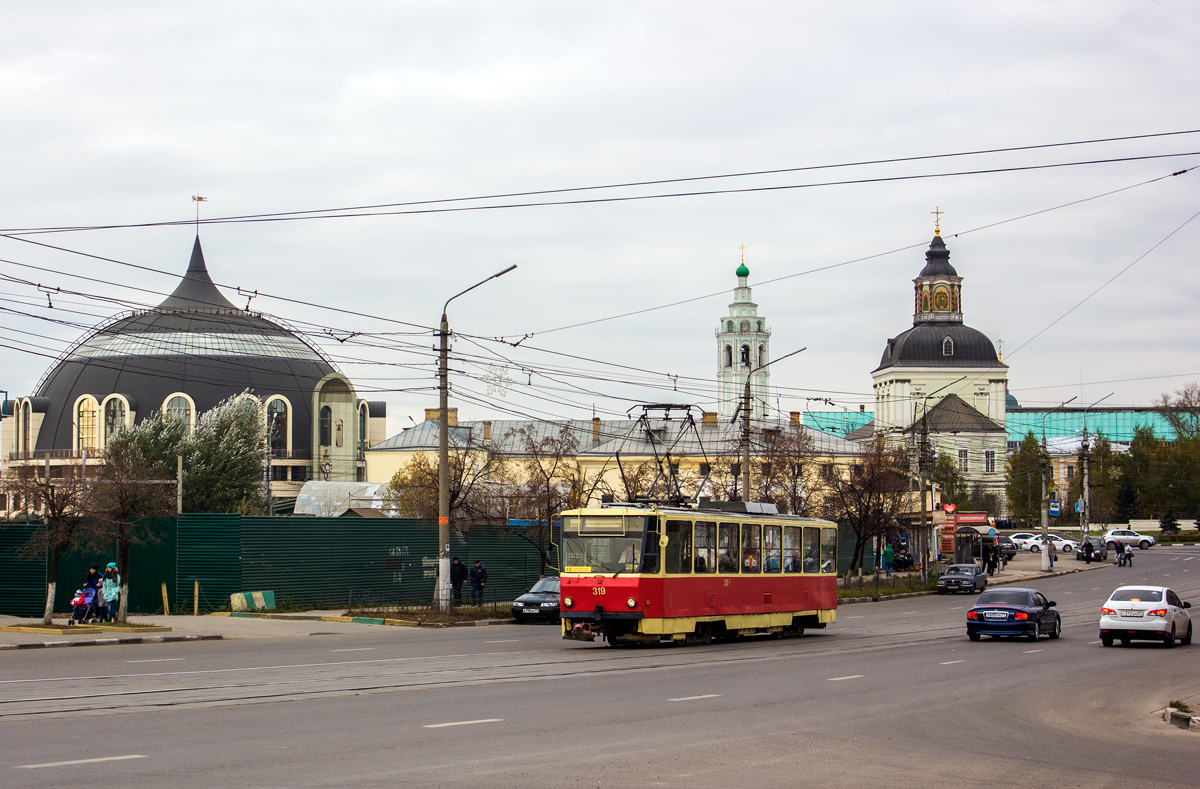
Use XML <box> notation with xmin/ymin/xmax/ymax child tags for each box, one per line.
<box><xmin>220</xmin><ymin>611</ymin><xmax>517</xmax><ymax>628</ymax></box>
<box><xmin>837</xmin><ymin>561</ymin><xmax>1110</xmax><ymax>605</ymax></box>
<box><xmin>0</xmin><ymin>634</ymin><xmax>223</xmax><ymax>651</ymax></box>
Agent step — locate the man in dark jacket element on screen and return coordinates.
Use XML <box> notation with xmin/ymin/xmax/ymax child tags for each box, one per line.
<box><xmin>450</xmin><ymin>557</ymin><xmax>469</xmax><ymax>605</ymax></box>
<box><xmin>469</xmin><ymin>560</ymin><xmax>488</xmax><ymax>606</ymax></box>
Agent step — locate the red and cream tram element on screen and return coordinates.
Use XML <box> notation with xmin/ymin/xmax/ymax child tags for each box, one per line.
<box><xmin>560</xmin><ymin>503</ymin><xmax>839</xmax><ymax>645</ymax></box>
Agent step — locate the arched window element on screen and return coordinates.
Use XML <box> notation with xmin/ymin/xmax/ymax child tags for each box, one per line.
<box><xmin>726</xmin><ymin>320</ymin><xmax>734</xmax><ymax>332</ymax></box>
<box><xmin>319</xmin><ymin>405</ymin><xmax>332</xmax><ymax>446</ymax></box>
<box><xmin>76</xmin><ymin>398</ymin><xmax>97</xmax><ymax>453</ymax></box>
<box><xmin>740</xmin><ymin>345</ymin><xmax>750</xmax><ymax>367</ymax></box>
<box><xmin>723</xmin><ymin>345</ymin><xmax>733</xmax><ymax>368</ymax></box>
<box><xmin>359</xmin><ymin>405</ymin><xmax>367</xmax><ymax>451</ymax></box>
<box><xmin>740</xmin><ymin>320</ymin><xmax>750</xmax><ymax>332</ymax></box>
<box><xmin>942</xmin><ymin>336</ymin><xmax>954</xmax><ymax>356</ymax></box>
<box><xmin>758</xmin><ymin>345</ymin><xmax>766</xmax><ymax>367</ymax></box>
<box><xmin>21</xmin><ymin>400</ymin><xmax>31</xmax><ymax>453</ymax></box>
<box><xmin>756</xmin><ymin>321</ymin><xmax>763</xmax><ymax>332</ymax></box>
<box><xmin>104</xmin><ymin>398</ymin><xmax>127</xmax><ymax>442</ymax></box>
<box><xmin>164</xmin><ymin>395</ymin><xmax>192</xmax><ymax>434</ymax></box>
<box><xmin>267</xmin><ymin>399</ymin><xmax>288</xmax><ymax>456</ymax></box>
<box><xmin>335</xmin><ymin>419</ymin><xmax>344</xmax><ymax>448</ymax></box>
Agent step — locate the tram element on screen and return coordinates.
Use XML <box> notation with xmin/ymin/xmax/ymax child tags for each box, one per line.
<box><xmin>559</xmin><ymin>502</ymin><xmax>838</xmax><ymax>645</ymax></box>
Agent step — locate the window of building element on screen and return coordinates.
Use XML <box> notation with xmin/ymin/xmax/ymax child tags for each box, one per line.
<box><xmin>723</xmin><ymin>345</ymin><xmax>732</xmax><ymax>367</ymax></box>
<box><xmin>740</xmin><ymin>320</ymin><xmax>750</xmax><ymax>332</ymax></box>
<box><xmin>958</xmin><ymin>448</ymin><xmax>969</xmax><ymax>474</ymax></box>
<box><xmin>756</xmin><ymin>321</ymin><xmax>763</xmax><ymax>332</ymax></box>
<box><xmin>726</xmin><ymin>320</ymin><xmax>733</xmax><ymax>332</ymax></box>
<box><xmin>21</xmin><ymin>400</ymin><xmax>31</xmax><ymax>453</ymax></box>
<box><xmin>359</xmin><ymin>405</ymin><xmax>367</xmax><ymax>451</ymax></box>
<box><xmin>335</xmin><ymin>419</ymin><xmax>344</xmax><ymax>448</ymax></box>
<box><xmin>271</xmin><ymin>465</ymin><xmax>288</xmax><ymax>481</ymax></box>
<box><xmin>942</xmin><ymin>337</ymin><xmax>954</xmax><ymax>356</ymax></box>
<box><xmin>821</xmin><ymin>463</ymin><xmax>834</xmax><ymax>480</ymax></box>
<box><xmin>760</xmin><ymin>462</ymin><xmax>771</xmax><ymax>477</ymax></box>
<box><xmin>699</xmin><ymin>462</ymin><xmax>711</xmax><ymax>477</ymax></box>
<box><xmin>1066</xmin><ymin>464</ymin><xmax>1075</xmax><ymax>479</ymax></box>
<box><xmin>319</xmin><ymin>406</ymin><xmax>332</xmax><ymax>446</ymax></box>
<box><xmin>984</xmin><ymin>450</ymin><xmax>996</xmax><ymax>474</ymax></box>
<box><xmin>76</xmin><ymin>399</ymin><xmax>97</xmax><ymax>453</ymax></box>
<box><xmin>267</xmin><ymin>399</ymin><xmax>288</xmax><ymax>456</ymax></box>
<box><xmin>291</xmin><ymin>466</ymin><xmax>309</xmax><ymax>482</ymax></box>
<box><xmin>669</xmin><ymin>462</ymin><xmax>680</xmax><ymax>477</ymax></box>
<box><xmin>103</xmin><ymin>398</ymin><xmax>126</xmax><ymax>442</ymax></box>
<box><xmin>758</xmin><ymin>345</ymin><xmax>765</xmax><ymax>367</ymax></box>
<box><xmin>740</xmin><ymin>344</ymin><xmax>750</xmax><ymax>366</ymax></box>
<box><xmin>165</xmin><ymin>395</ymin><xmax>192</xmax><ymax>434</ymax></box>
<box><xmin>0</xmin><ymin>494</ymin><xmax>6</xmax><ymax>510</ymax></box>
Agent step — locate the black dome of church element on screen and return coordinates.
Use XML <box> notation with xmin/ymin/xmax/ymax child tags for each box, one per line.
<box><xmin>4</xmin><ymin>237</ymin><xmax>385</xmax><ymax>489</ymax></box>
<box><xmin>875</xmin><ymin>234</ymin><xmax>1000</xmax><ymax>372</ymax></box>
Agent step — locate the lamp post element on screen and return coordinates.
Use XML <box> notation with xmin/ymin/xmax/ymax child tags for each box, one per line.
<box><xmin>738</xmin><ymin>348</ymin><xmax>806</xmax><ymax>502</ymax></box>
<box><xmin>1040</xmin><ymin>396</ymin><xmax>1077</xmax><ymax>571</ymax></box>
<box><xmin>1079</xmin><ymin>393</ymin><xmax>1112</xmax><ymax>541</ymax></box>
<box><xmin>437</xmin><ymin>264</ymin><xmax>517</xmax><ymax>611</ymax></box>
<box><xmin>910</xmin><ymin>377</ymin><xmax>964</xmax><ymax>581</ymax></box>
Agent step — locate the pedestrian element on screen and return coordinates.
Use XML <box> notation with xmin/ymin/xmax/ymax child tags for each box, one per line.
<box><xmin>1117</xmin><ymin>542</ymin><xmax>1125</xmax><ymax>567</ymax></box>
<box><xmin>1124</xmin><ymin>543</ymin><xmax>1134</xmax><ymax>568</ymax></box>
<box><xmin>986</xmin><ymin>544</ymin><xmax>999</xmax><ymax>577</ymax></box>
<box><xmin>84</xmin><ymin>564</ymin><xmax>102</xmax><ymax>592</ymax></box>
<box><xmin>101</xmin><ymin>562</ymin><xmax>120</xmax><ymax>622</ymax></box>
<box><xmin>999</xmin><ymin>547</ymin><xmax>1008</xmax><ymax>573</ymax></box>
<box><xmin>469</xmin><ymin>559</ymin><xmax>488</xmax><ymax>606</ymax></box>
<box><xmin>449</xmin><ymin>557</ymin><xmax>468</xmax><ymax>605</ymax></box>
<box><xmin>882</xmin><ymin>543</ymin><xmax>895</xmax><ymax>577</ymax></box>
<box><xmin>1047</xmin><ymin>540</ymin><xmax>1057</xmax><ymax>568</ymax></box>
<box><xmin>1082</xmin><ymin>539</ymin><xmax>1093</xmax><ymax>564</ymax></box>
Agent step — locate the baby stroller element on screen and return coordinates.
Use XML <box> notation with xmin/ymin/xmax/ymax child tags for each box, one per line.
<box><xmin>70</xmin><ymin>588</ymin><xmax>100</xmax><ymax>625</ymax></box>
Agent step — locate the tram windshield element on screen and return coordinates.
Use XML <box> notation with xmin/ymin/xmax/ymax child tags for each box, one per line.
<box><xmin>562</xmin><ymin>514</ymin><xmax>654</xmax><ymax>574</ymax></box>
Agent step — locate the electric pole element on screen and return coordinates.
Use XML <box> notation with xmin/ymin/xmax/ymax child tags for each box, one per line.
<box><xmin>738</xmin><ymin>348</ymin><xmax>806</xmax><ymax>504</ymax></box>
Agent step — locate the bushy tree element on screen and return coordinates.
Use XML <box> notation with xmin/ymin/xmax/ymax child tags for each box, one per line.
<box><xmin>1005</xmin><ymin>432</ymin><xmax>1044</xmax><ymax>526</ymax></box>
<box><xmin>183</xmin><ymin>396</ymin><xmax>267</xmax><ymax>514</ymax></box>
<box><xmin>824</xmin><ymin>437</ymin><xmax>909</xmax><ymax>579</ymax></box>
<box><xmin>384</xmin><ymin>443</ymin><xmax>506</xmax><ymax>524</ymax></box>
<box><xmin>932</xmin><ymin>451</ymin><xmax>969</xmax><ymax>509</ymax></box>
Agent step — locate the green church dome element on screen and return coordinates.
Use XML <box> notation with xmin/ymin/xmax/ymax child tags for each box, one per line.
<box><xmin>736</xmin><ymin>262</ymin><xmax>749</xmax><ymax>278</ymax></box>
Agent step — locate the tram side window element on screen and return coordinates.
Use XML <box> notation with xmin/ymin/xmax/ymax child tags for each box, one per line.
<box><xmin>803</xmin><ymin>527</ymin><xmax>820</xmax><ymax>573</ymax></box>
<box><xmin>763</xmin><ymin>525</ymin><xmax>782</xmax><ymax>573</ymax></box>
<box><xmin>718</xmin><ymin>523</ymin><xmax>740</xmax><ymax>573</ymax></box>
<box><xmin>665</xmin><ymin>520</ymin><xmax>693</xmax><ymax>574</ymax></box>
<box><xmin>642</xmin><ymin>517</ymin><xmax>660</xmax><ymax>573</ymax></box>
<box><xmin>742</xmin><ymin>524</ymin><xmax>761</xmax><ymax>573</ymax></box>
<box><xmin>821</xmin><ymin>527</ymin><xmax>838</xmax><ymax>573</ymax></box>
<box><xmin>784</xmin><ymin>526</ymin><xmax>802</xmax><ymax>573</ymax></box>
<box><xmin>694</xmin><ymin>521</ymin><xmax>716</xmax><ymax>573</ymax></box>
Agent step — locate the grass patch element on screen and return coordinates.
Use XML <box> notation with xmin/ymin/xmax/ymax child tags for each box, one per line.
<box><xmin>1169</xmin><ymin>699</ymin><xmax>1193</xmax><ymax>713</ymax></box>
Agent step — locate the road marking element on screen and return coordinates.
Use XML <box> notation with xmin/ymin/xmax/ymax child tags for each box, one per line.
<box><xmin>827</xmin><ymin>675</ymin><xmax>864</xmax><ymax>681</ymax></box>
<box><xmin>1063</xmin><ymin>592</ymin><xmax>1072</xmax><ymax>594</ymax></box>
<box><xmin>330</xmin><ymin>648</ymin><xmax>375</xmax><ymax>652</ymax></box>
<box><xmin>423</xmin><ymin>719</ymin><xmax>503</xmax><ymax>729</ymax></box>
<box><xmin>1089</xmin><ymin>640</ymin><xmax>1102</xmax><ymax>644</ymax></box>
<box><xmin>940</xmin><ymin>660</ymin><xmax>965</xmax><ymax>665</ymax></box>
<box><xmin>124</xmin><ymin>658</ymin><xmax>184</xmax><ymax>664</ymax></box>
<box><xmin>845</xmin><ymin>615</ymin><xmax>863</xmax><ymax>619</ymax></box>
<box><xmin>485</xmin><ymin>640</ymin><xmax>520</xmax><ymax>643</ymax></box>
<box><xmin>901</xmin><ymin>611</ymin><xmax>916</xmax><ymax>614</ymax></box>
<box><xmin>1023</xmin><ymin>649</ymin><xmax>1044</xmax><ymax>654</ymax></box>
<box><xmin>18</xmin><ymin>755</ymin><xmax>147</xmax><ymax>769</ymax></box>
<box><xmin>668</xmin><ymin>694</ymin><xmax>721</xmax><ymax>702</ymax></box>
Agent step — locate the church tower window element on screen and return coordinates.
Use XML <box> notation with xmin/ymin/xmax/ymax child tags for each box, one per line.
<box><xmin>740</xmin><ymin>345</ymin><xmax>750</xmax><ymax>367</ymax></box>
<box><xmin>723</xmin><ymin>345</ymin><xmax>732</xmax><ymax>368</ymax></box>
<box><xmin>319</xmin><ymin>405</ymin><xmax>332</xmax><ymax>446</ymax></box>
<box><xmin>942</xmin><ymin>337</ymin><xmax>954</xmax><ymax>356</ymax></box>
<box><xmin>740</xmin><ymin>320</ymin><xmax>750</xmax><ymax>332</ymax></box>
<box><xmin>758</xmin><ymin>345</ymin><xmax>766</xmax><ymax>367</ymax></box>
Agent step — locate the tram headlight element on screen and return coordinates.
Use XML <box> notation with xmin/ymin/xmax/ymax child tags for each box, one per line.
<box><xmin>626</xmin><ymin>597</ymin><xmax>637</xmax><ymax>609</ymax></box>
<box><xmin>563</xmin><ymin>597</ymin><xmax>574</xmax><ymax>608</ymax></box>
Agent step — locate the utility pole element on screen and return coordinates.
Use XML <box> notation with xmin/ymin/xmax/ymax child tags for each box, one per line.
<box><xmin>437</xmin><ymin>265</ymin><xmax>517</xmax><ymax>612</ymax></box>
<box><xmin>176</xmin><ymin>455</ymin><xmax>183</xmax><ymax>515</ymax></box>
<box><xmin>1079</xmin><ymin>393</ymin><xmax>1113</xmax><ymax>540</ymax></box>
<box><xmin>910</xmin><ymin>377</ymin><xmax>964</xmax><ymax>581</ymax></box>
<box><xmin>739</xmin><ymin>348</ymin><xmax>806</xmax><ymax>504</ymax></box>
<box><xmin>1040</xmin><ymin>397</ymin><xmax>1077</xmax><ymax>571</ymax></box>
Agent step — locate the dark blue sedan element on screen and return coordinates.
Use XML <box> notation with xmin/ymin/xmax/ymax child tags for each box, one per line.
<box><xmin>967</xmin><ymin>587</ymin><xmax>1061</xmax><ymax>642</ymax></box>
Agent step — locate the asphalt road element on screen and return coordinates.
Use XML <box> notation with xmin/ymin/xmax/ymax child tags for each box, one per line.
<box><xmin>3</xmin><ymin>547</ymin><xmax>1200</xmax><ymax>787</ymax></box>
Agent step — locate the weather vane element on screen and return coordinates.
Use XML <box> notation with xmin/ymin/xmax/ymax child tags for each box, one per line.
<box><xmin>192</xmin><ymin>193</ymin><xmax>208</xmax><ymax>230</ymax></box>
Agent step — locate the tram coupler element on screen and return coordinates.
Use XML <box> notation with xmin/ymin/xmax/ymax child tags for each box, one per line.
<box><xmin>564</xmin><ymin>622</ymin><xmax>600</xmax><ymax>642</ymax></box>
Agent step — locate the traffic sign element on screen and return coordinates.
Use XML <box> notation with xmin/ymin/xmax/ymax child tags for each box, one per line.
<box><xmin>1049</xmin><ymin>500</ymin><xmax>1061</xmax><ymax>516</ymax></box>
<box><xmin>1075</xmin><ymin>501</ymin><xmax>1084</xmax><ymax>514</ymax></box>
<box><xmin>988</xmin><ymin>527</ymin><xmax>997</xmax><ymax>537</ymax></box>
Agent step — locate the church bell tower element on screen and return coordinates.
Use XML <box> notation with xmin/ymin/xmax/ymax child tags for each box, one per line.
<box><xmin>716</xmin><ymin>250</ymin><xmax>771</xmax><ymax>421</ymax></box>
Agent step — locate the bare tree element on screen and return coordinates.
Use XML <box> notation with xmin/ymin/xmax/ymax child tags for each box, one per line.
<box><xmin>2</xmin><ymin>463</ymin><xmax>93</xmax><ymax>624</ymax></box>
<box><xmin>1156</xmin><ymin>382</ymin><xmax>1200</xmax><ymax>440</ymax></box>
<box><xmin>755</xmin><ymin>427</ymin><xmax>823</xmax><ymax>515</ymax></box>
<box><xmin>384</xmin><ymin>440</ymin><xmax>507</xmax><ymax>525</ymax></box>
<box><xmin>824</xmin><ymin>437</ymin><xmax>910</xmax><ymax>581</ymax></box>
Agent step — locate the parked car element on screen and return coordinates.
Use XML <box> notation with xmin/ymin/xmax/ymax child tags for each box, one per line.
<box><xmin>1102</xmin><ymin>529</ymin><xmax>1156</xmax><ymax>551</ymax></box>
<box><xmin>1009</xmin><ymin>533</ymin><xmax>1038</xmax><ymax>549</ymax></box>
<box><xmin>967</xmin><ymin>587</ymin><xmax>1061</xmax><ymax>642</ymax></box>
<box><xmin>996</xmin><ymin>535</ymin><xmax>1018</xmax><ymax>561</ymax></box>
<box><xmin>937</xmin><ymin>564</ymin><xmax>988</xmax><ymax>595</ymax></box>
<box><xmin>1075</xmin><ymin>536</ymin><xmax>1108</xmax><ymax>562</ymax></box>
<box><xmin>1028</xmin><ymin>534</ymin><xmax>1077</xmax><ymax>553</ymax></box>
<box><xmin>512</xmin><ymin>576</ymin><xmax>560</xmax><ymax>622</ymax></box>
<box><xmin>1100</xmin><ymin>585</ymin><xmax>1192</xmax><ymax>647</ymax></box>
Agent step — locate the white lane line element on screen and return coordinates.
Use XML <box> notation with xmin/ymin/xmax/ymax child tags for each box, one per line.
<box><xmin>845</xmin><ymin>615</ymin><xmax>863</xmax><ymax>619</ymax></box>
<box><xmin>1023</xmin><ymin>649</ymin><xmax>1044</xmax><ymax>654</ymax></box>
<box><xmin>423</xmin><ymin>718</ymin><xmax>503</xmax><ymax>729</ymax></box>
<box><xmin>901</xmin><ymin>611</ymin><xmax>917</xmax><ymax>614</ymax></box>
<box><xmin>668</xmin><ymin>694</ymin><xmax>721</xmax><ymax>702</ymax></box>
<box><xmin>950</xmin><ymin>607</ymin><xmax>964</xmax><ymax>610</ymax></box>
<box><xmin>18</xmin><ymin>755</ymin><xmax>147</xmax><ymax>769</ymax></box>
<box><xmin>827</xmin><ymin>675</ymin><xmax>864</xmax><ymax>682</ymax></box>
<box><xmin>485</xmin><ymin>640</ymin><xmax>520</xmax><ymax>644</ymax></box>
<box><xmin>330</xmin><ymin>648</ymin><xmax>376</xmax><ymax>653</ymax></box>
<box><xmin>1092</xmin><ymin>588</ymin><xmax>1100</xmax><ymax>590</ymax></box>
<box><xmin>1089</xmin><ymin>640</ymin><xmax>1102</xmax><ymax>644</ymax></box>
<box><xmin>940</xmin><ymin>660</ymin><xmax>965</xmax><ymax>665</ymax></box>
<box><xmin>124</xmin><ymin>658</ymin><xmax>184</xmax><ymax>664</ymax></box>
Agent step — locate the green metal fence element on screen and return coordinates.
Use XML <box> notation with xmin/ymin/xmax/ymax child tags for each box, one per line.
<box><xmin>0</xmin><ymin>524</ymin><xmax>45</xmax><ymax>617</ymax></box>
<box><xmin>177</xmin><ymin>514</ymin><xmax>241</xmax><ymax>614</ymax></box>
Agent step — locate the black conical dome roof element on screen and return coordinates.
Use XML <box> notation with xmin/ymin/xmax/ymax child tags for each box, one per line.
<box><xmin>158</xmin><ymin>236</ymin><xmax>238</xmax><ymax>309</ymax></box>
<box><xmin>917</xmin><ymin>234</ymin><xmax>958</xmax><ymax>278</ymax></box>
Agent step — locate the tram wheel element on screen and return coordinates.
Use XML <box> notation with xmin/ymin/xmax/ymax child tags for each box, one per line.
<box><xmin>699</xmin><ymin>625</ymin><xmax>713</xmax><ymax>645</ymax></box>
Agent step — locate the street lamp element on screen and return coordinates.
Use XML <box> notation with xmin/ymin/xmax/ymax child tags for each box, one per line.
<box><xmin>437</xmin><ymin>264</ymin><xmax>517</xmax><ymax>611</ymax></box>
<box><xmin>738</xmin><ymin>347</ymin><xmax>806</xmax><ymax>501</ymax></box>
<box><xmin>1040</xmin><ymin>396</ymin><xmax>1077</xmax><ymax>571</ymax></box>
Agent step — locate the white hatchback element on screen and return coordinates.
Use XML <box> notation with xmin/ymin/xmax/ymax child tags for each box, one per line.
<box><xmin>1028</xmin><ymin>534</ymin><xmax>1078</xmax><ymax>553</ymax></box>
<box><xmin>1100</xmin><ymin>585</ymin><xmax>1192</xmax><ymax>647</ymax></box>
<box><xmin>1009</xmin><ymin>532</ymin><xmax>1038</xmax><ymax>549</ymax></box>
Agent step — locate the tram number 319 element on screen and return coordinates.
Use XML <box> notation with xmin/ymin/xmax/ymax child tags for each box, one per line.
<box><xmin>592</xmin><ymin>586</ymin><xmax>606</xmax><ymax>596</ymax></box>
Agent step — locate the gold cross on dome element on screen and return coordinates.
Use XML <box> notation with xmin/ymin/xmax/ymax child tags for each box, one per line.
<box><xmin>738</xmin><ymin>244</ymin><xmax>747</xmax><ymax>263</ymax></box>
<box><xmin>931</xmin><ymin>206</ymin><xmax>944</xmax><ymax>235</ymax></box>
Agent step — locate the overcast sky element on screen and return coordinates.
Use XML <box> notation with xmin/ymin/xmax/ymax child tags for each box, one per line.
<box><xmin>2</xmin><ymin>2</ymin><xmax>1199</xmax><ymax>437</ymax></box>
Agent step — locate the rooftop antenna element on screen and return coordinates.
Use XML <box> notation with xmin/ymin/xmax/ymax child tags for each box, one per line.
<box><xmin>191</xmin><ymin>193</ymin><xmax>207</xmax><ymax>232</ymax></box>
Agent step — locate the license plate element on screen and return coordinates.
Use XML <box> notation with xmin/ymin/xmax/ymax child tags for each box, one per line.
<box><xmin>1119</xmin><ymin>610</ymin><xmax>1143</xmax><ymax>618</ymax></box>
<box><xmin>983</xmin><ymin>611</ymin><xmax>1008</xmax><ymax>620</ymax></box>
